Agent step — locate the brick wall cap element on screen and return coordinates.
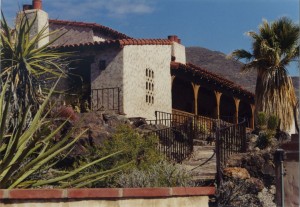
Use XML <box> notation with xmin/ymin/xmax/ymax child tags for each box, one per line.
<box><xmin>0</xmin><ymin>187</ymin><xmax>215</xmax><ymax>200</ymax></box>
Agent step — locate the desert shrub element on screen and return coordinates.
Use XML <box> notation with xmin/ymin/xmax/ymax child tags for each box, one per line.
<box><xmin>267</xmin><ymin>114</ymin><xmax>279</xmax><ymax>131</ymax></box>
<box><xmin>255</xmin><ymin>133</ymin><xmax>273</xmax><ymax>149</ymax></box>
<box><xmin>216</xmin><ymin>179</ymin><xmax>262</xmax><ymax>207</ymax></box>
<box><xmin>116</xmin><ymin>161</ymin><xmax>193</xmax><ymax>187</ymax></box>
<box><xmin>55</xmin><ymin>105</ymin><xmax>79</xmax><ymax>122</ymax></box>
<box><xmin>194</xmin><ymin>121</ymin><xmax>208</xmax><ymax>134</ymax></box>
<box><xmin>97</xmin><ymin>125</ymin><xmax>164</xmax><ymax>170</ymax></box>
<box><xmin>257</xmin><ymin>112</ymin><xmax>268</xmax><ymax>129</ymax></box>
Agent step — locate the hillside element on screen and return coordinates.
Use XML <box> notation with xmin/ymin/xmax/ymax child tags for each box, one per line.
<box><xmin>186</xmin><ymin>47</ymin><xmax>299</xmax><ymax>99</ymax></box>
<box><xmin>186</xmin><ymin>47</ymin><xmax>257</xmax><ymax>93</ymax></box>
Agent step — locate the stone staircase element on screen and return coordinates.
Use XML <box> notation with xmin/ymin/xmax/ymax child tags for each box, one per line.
<box><xmin>180</xmin><ymin>143</ymin><xmax>216</xmax><ymax>185</ymax></box>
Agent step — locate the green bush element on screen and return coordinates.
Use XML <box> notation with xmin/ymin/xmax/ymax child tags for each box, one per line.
<box><xmin>116</xmin><ymin>161</ymin><xmax>193</xmax><ymax>187</ymax></box>
<box><xmin>194</xmin><ymin>121</ymin><xmax>208</xmax><ymax>134</ymax></box>
<box><xmin>85</xmin><ymin>125</ymin><xmax>165</xmax><ymax>187</ymax></box>
<box><xmin>267</xmin><ymin>114</ymin><xmax>279</xmax><ymax>131</ymax></box>
<box><xmin>257</xmin><ymin>112</ymin><xmax>267</xmax><ymax>129</ymax></box>
<box><xmin>255</xmin><ymin>133</ymin><xmax>272</xmax><ymax>149</ymax></box>
<box><xmin>97</xmin><ymin>125</ymin><xmax>163</xmax><ymax>170</ymax></box>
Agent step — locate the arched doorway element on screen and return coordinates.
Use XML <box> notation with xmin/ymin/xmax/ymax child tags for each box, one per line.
<box><xmin>239</xmin><ymin>101</ymin><xmax>253</xmax><ymax>127</ymax></box>
<box><xmin>172</xmin><ymin>78</ymin><xmax>194</xmax><ymax>113</ymax></box>
<box><xmin>197</xmin><ymin>87</ymin><xmax>217</xmax><ymax>118</ymax></box>
<box><xmin>220</xmin><ymin>94</ymin><xmax>236</xmax><ymax>123</ymax></box>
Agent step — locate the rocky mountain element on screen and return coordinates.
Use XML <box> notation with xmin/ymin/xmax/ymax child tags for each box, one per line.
<box><xmin>186</xmin><ymin>47</ymin><xmax>257</xmax><ymax>93</ymax></box>
<box><xmin>186</xmin><ymin>47</ymin><xmax>299</xmax><ymax>98</ymax></box>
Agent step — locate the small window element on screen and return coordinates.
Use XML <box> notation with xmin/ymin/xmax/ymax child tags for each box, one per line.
<box><xmin>99</xmin><ymin>60</ymin><xmax>106</xmax><ymax>70</ymax></box>
<box><xmin>145</xmin><ymin>69</ymin><xmax>154</xmax><ymax>104</ymax></box>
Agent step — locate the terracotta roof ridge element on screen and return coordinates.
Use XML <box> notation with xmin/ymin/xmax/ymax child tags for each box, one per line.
<box><xmin>116</xmin><ymin>39</ymin><xmax>173</xmax><ymax>47</ymax></box>
<box><xmin>49</xmin><ymin>38</ymin><xmax>173</xmax><ymax>49</ymax></box>
<box><xmin>49</xmin><ymin>40</ymin><xmax>120</xmax><ymax>49</ymax></box>
<box><xmin>49</xmin><ymin>19</ymin><xmax>132</xmax><ymax>39</ymax></box>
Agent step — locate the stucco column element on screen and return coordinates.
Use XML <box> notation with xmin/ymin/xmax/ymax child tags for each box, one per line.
<box><xmin>192</xmin><ymin>83</ymin><xmax>200</xmax><ymax>115</ymax></box>
<box><xmin>214</xmin><ymin>91</ymin><xmax>222</xmax><ymax>119</ymax></box>
<box><xmin>250</xmin><ymin>104</ymin><xmax>255</xmax><ymax>128</ymax></box>
<box><xmin>234</xmin><ymin>98</ymin><xmax>240</xmax><ymax>124</ymax></box>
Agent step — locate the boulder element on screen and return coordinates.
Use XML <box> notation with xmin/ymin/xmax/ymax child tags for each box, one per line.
<box><xmin>223</xmin><ymin>167</ymin><xmax>250</xmax><ymax>179</ymax></box>
<box><xmin>246</xmin><ymin>177</ymin><xmax>264</xmax><ymax>193</ymax></box>
<box><xmin>247</xmin><ymin>134</ymin><xmax>258</xmax><ymax>151</ymax></box>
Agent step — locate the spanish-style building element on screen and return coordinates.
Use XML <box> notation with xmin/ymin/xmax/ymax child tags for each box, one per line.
<box><xmin>19</xmin><ymin>0</ymin><xmax>255</xmax><ymax>127</ymax></box>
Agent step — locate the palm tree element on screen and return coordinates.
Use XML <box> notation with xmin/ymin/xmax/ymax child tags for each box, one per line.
<box><xmin>230</xmin><ymin>17</ymin><xmax>299</xmax><ymax>132</ymax></box>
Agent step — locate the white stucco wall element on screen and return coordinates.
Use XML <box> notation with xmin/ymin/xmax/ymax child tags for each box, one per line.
<box><xmin>122</xmin><ymin>45</ymin><xmax>172</xmax><ymax>120</ymax></box>
<box><xmin>172</xmin><ymin>42</ymin><xmax>186</xmax><ymax>64</ymax></box>
<box><xmin>90</xmin><ymin>48</ymin><xmax>124</xmax><ymax>111</ymax></box>
<box><xmin>17</xmin><ymin>9</ymin><xmax>49</xmax><ymax>48</ymax></box>
<box><xmin>0</xmin><ymin>196</ymin><xmax>209</xmax><ymax>207</ymax></box>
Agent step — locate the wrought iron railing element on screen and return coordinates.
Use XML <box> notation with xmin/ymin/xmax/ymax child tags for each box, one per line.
<box><xmin>146</xmin><ymin>111</ymin><xmax>195</xmax><ymax>162</ymax></box>
<box><xmin>216</xmin><ymin>119</ymin><xmax>247</xmax><ymax>184</ymax></box>
<box><xmin>150</xmin><ymin>122</ymin><xmax>194</xmax><ymax>162</ymax></box>
<box><xmin>171</xmin><ymin>109</ymin><xmax>233</xmax><ymax>141</ymax></box>
<box><xmin>91</xmin><ymin>87</ymin><xmax>121</xmax><ymax>112</ymax></box>
<box><xmin>147</xmin><ymin>109</ymin><xmax>247</xmax><ymax>167</ymax></box>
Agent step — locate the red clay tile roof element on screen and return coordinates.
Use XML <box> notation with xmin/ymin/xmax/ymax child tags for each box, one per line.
<box><xmin>171</xmin><ymin>62</ymin><xmax>255</xmax><ymax>102</ymax></box>
<box><xmin>49</xmin><ymin>19</ymin><xmax>132</xmax><ymax>39</ymax></box>
<box><xmin>50</xmin><ymin>39</ymin><xmax>173</xmax><ymax>49</ymax></box>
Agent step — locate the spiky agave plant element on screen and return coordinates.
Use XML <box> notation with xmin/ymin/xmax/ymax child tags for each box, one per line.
<box><xmin>0</xmin><ymin>11</ymin><xmax>130</xmax><ymax>188</ymax></box>
<box><xmin>0</xmin><ymin>11</ymin><xmax>69</xmax><ymax>121</ymax></box>
<box><xmin>0</xmin><ymin>80</ymin><xmax>130</xmax><ymax>189</ymax></box>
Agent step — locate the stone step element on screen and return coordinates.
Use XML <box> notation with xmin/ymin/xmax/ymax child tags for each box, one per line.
<box><xmin>291</xmin><ymin>134</ymin><xmax>299</xmax><ymax>143</ymax></box>
<box><xmin>192</xmin><ymin>174</ymin><xmax>216</xmax><ymax>181</ymax></box>
<box><xmin>285</xmin><ymin>152</ymin><xmax>299</xmax><ymax>161</ymax></box>
<box><xmin>182</xmin><ymin>163</ymin><xmax>216</xmax><ymax>168</ymax></box>
<box><xmin>194</xmin><ymin>147</ymin><xmax>215</xmax><ymax>150</ymax></box>
<box><xmin>181</xmin><ymin>142</ymin><xmax>217</xmax><ymax>182</ymax></box>
<box><xmin>281</xmin><ymin>142</ymin><xmax>299</xmax><ymax>151</ymax></box>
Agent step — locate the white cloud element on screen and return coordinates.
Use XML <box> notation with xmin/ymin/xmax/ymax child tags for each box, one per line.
<box><xmin>1</xmin><ymin>0</ymin><xmax>155</xmax><ymax>24</ymax></box>
<box><xmin>105</xmin><ymin>0</ymin><xmax>154</xmax><ymax>16</ymax></box>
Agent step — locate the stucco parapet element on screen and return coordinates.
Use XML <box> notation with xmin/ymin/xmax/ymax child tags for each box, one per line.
<box><xmin>0</xmin><ymin>187</ymin><xmax>215</xmax><ymax>201</ymax></box>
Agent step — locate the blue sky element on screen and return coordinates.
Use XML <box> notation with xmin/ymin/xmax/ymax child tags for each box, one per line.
<box><xmin>2</xmin><ymin>0</ymin><xmax>299</xmax><ymax>76</ymax></box>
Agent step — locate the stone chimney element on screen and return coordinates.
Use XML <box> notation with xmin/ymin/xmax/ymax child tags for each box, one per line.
<box><xmin>33</xmin><ymin>0</ymin><xmax>42</xmax><ymax>10</ymax></box>
<box><xmin>168</xmin><ymin>35</ymin><xmax>186</xmax><ymax>64</ymax></box>
<box><xmin>18</xmin><ymin>0</ymin><xmax>49</xmax><ymax>48</ymax></box>
<box><xmin>168</xmin><ymin>35</ymin><xmax>181</xmax><ymax>44</ymax></box>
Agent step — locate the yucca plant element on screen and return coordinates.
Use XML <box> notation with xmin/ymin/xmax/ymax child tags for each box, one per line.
<box><xmin>0</xmin><ymin>11</ymin><xmax>69</xmax><ymax>121</ymax></box>
<box><xmin>0</xmin><ymin>11</ymin><xmax>130</xmax><ymax>188</ymax></box>
<box><xmin>0</xmin><ymin>80</ymin><xmax>129</xmax><ymax>189</ymax></box>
